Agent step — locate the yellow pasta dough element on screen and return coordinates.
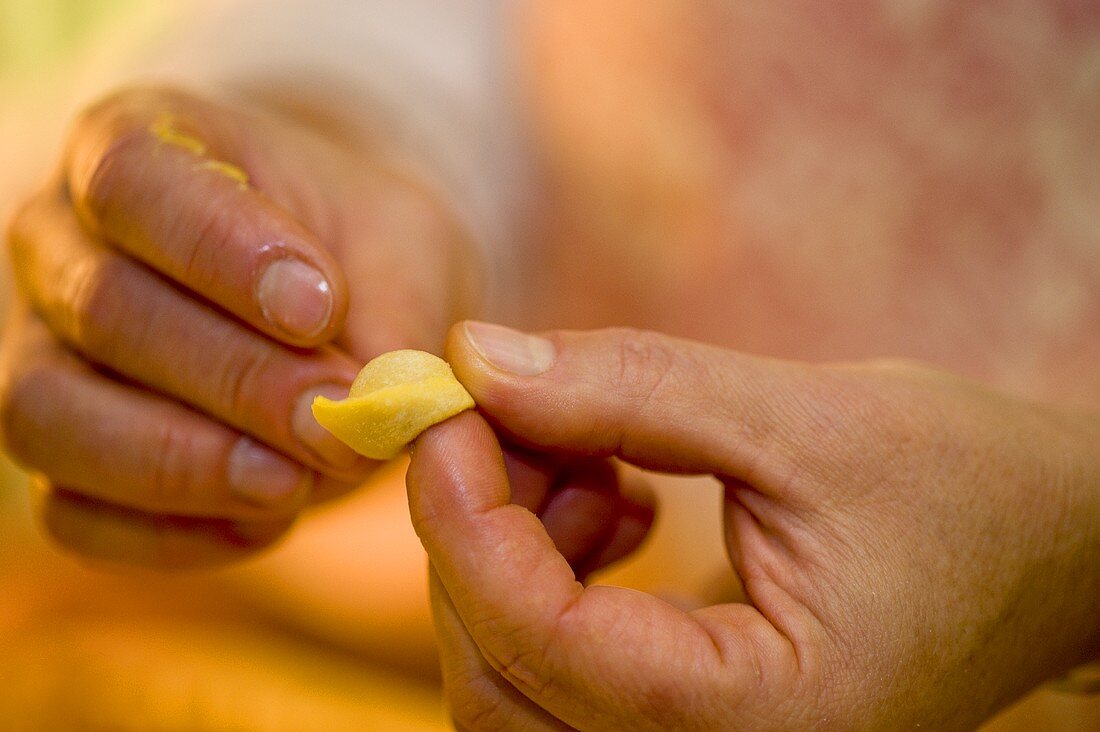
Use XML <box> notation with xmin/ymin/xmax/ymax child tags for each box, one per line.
<box><xmin>311</xmin><ymin>350</ymin><xmax>475</xmax><ymax>460</ymax></box>
<box><xmin>150</xmin><ymin>114</ymin><xmax>250</xmax><ymax>189</ymax></box>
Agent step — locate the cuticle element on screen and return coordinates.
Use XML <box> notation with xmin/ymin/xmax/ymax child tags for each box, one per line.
<box><xmin>254</xmin><ymin>243</ymin><xmax>334</xmax><ymax>338</ymax></box>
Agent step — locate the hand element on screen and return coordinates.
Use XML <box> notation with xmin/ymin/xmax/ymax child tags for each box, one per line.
<box><xmin>408</xmin><ymin>323</ymin><xmax>1100</xmax><ymax>730</ymax></box>
<box><xmin>0</xmin><ymin>86</ymin><xmax>479</xmax><ymax>567</ymax></box>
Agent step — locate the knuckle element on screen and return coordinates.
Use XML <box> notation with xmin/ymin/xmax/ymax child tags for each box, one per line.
<box><xmin>608</xmin><ymin>327</ymin><xmax>683</xmax><ymax>413</ymax></box>
<box><xmin>446</xmin><ymin>653</ymin><xmax>545</xmax><ymax>732</ymax></box>
<box><xmin>5</xmin><ymin>191</ymin><xmax>59</xmax><ymax>281</ymax></box>
<box><xmin>5</xmin><ymin>190</ymin><xmax>136</xmax><ymax>360</ymax></box>
<box><xmin>774</xmin><ymin>366</ymin><xmax>930</xmax><ymax>495</ymax></box>
<box><xmin>497</xmin><ymin>649</ymin><xmax>552</xmax><ymax>700</ymax></box>
<box><xmin>63</xmin><ymin>255</ymin><xmax>135</xmax><ymax>355</ymax></box>
<box><xmin>4</xmin><ymin>184</ymin><xmax>110</xmax><ymax>331</ymax></box>
<box><xmin>72</xmin><ymin>86</ymin><xmax>182</xmax><ymax>145</ymax></box>
<box><xmin>74</xmin><ymin>122</ymin><xmax>150</xmax><ymax>216</ymax></box>
<box><xmin>810</xmin><ymin>367</ymin><xmax>910</xmax><ymax>439</ymax></box>
<box><xmin>183</xmin><ymin>200</ymin><xmax>247</xmax><ymax>285</ymax></box>
<box><xmin>0</xmin><ymin>360</ymin><xmax>57</xmax><ymax>468</ymax></box>
<box><xmin>215</xmin><ymin>344</ymin><xmax>273</xmax><ymax>424</ymax></box>
<box><xmin>471</xmin><ymin>619</ymin><xmax>553</xmax><ymax>700</ymax></box>
<box><xmin>70</xmin><ymin>87</ymin><xmax>188</xmax><ymax>214</ymax></box>
<box><xmin>141</xmin><ymin>422</ymin><xmax>199</xmax><ymax>510</ymax></box>
<box><xmin>448</xmin><ymin>689</ymin><xmax>516</xmax><ymax>732</ymax></box>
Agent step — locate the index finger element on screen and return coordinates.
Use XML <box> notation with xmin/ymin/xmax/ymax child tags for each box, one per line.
<box><xmin>407</xmin><ymin>412</ymin><xmax>790</xmax><ymax>729</ymax></box>
<box><xmin>65</xmin><ymin>88</ymin><xmax>347</xmax><ymax>346</ymax></box>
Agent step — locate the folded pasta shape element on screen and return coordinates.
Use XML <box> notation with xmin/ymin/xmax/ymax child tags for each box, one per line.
<box><xmin>312</xmin><ymin>350</ymin><xmax>475</xmax><ymax>460</ymax></box>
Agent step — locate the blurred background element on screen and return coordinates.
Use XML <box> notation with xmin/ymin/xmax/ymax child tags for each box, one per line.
<box><xmin>0</xmin><ymin>2</ymin><xmax>1097</xmax><ymax>729</ymax></box>
<box><xmin>0</xmin><ymin>0</ymin><xmax>142</xmax><ymax>79</ymax></box>
<box><xmin>0</xmin><ymin>0</ymin><xmax>160</xmax><ymax>204</ymax></box>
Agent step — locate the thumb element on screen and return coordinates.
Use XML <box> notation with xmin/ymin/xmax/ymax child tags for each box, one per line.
<box><xmin>446</xmin><ymin>322</ymin><xmax>848</xmax><ymax>485</ymax></box>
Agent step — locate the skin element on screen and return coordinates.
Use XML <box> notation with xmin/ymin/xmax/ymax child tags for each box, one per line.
<box><xmin>3</xmin><ymin>1</ymin><xmax>1100</xmax><ymax>727</ymax></box>
<box><xmin>0</xmin><ymin>85</ymin><xmax>479</xmax><ymax>565</ymax></box>
<box><xmin>409</xmin><ymin>323</ymin><xmax>1100</xmax><ymax>730</ymax></box>
<box><xmin>0</xmin><ymin>83</ymin><xmax>653</xmax><ymax>695</ymax></box>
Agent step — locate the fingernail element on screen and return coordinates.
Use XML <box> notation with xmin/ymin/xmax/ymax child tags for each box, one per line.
<box><xmin>464</xmin><ymin>321</ymin><xmax>555</xmax><ymax>376</ymax></box>
<box><xmin>256</xmin><ymin>258</ymin><xmax>333</xmax><ymax>339</ymax></box>
<box><xmin>293</xmin><ymin>384</ymin><xmax>361</xmax><ymax>470</ymax></box>
<box><xmin>228</xmin><ymin>437</ymin><xmax>308</xmax><ymax>506</ymax></box>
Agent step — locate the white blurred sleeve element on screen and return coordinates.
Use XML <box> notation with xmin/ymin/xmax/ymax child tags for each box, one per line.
<box><xmin>136</xmin><ymin>0</ymin><xmax>530</xmax><ymax>314</ymax></box>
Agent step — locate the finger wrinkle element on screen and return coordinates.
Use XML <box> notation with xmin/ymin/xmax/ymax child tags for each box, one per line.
<box><xmin>481</xmin><ymin>579</ymin><xmax>584</xmax><ymax>707</ymax></box>
<box><xmin>145</xmin><ymin>421</ymin><xmax>193</xmax><ymax>509</ymax></box>
<box><xmin>433</xmin><ymin>573</ymin><xmax>570</xmax><ymax>732</ymax></box>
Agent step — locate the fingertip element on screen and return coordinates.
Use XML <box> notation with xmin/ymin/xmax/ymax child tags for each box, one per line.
<box><xmin>443</xmin><ymin>320</ymin><xmax>483</xmax><ymax>378</ymax></box>
<box><xmin>254</xmin><ymin>248</ymin><xmax>349</xmax><ymax>347</ymax></box>
<box><xmin>444</xmin><ymin>321</ymin><xmax>570</xmax><ymax>452</ymax></box>
<box><xmin>225</xmin><ymin>436</ymin><xmax>313</xmax><ymax>510</ymax></box>
<box><xmin>407</xmin><ymin>410</ymin><xmax>508</xmax><ymax>533</ymax></box>
<box><xmin>64</xmin><ymin>87</ymin><xmax>352</xmax><ymax>349</ymax></box>
<box><xmin>444</xmin><ymin>320</ymin><xmax>552</xmax><ymax>391</ymax></box>
<box><xmin>462</xmin><ymin>321</ymin><xmax>556</xmax><ymax>376</ymax></box>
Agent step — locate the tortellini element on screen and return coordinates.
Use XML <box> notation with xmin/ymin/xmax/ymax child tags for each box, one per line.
<box><xmin>312</xmin><ymin>350</ymin><xmax>475</xmax><ymax>460</ymax></box>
